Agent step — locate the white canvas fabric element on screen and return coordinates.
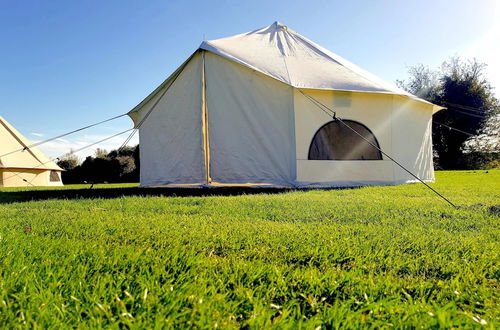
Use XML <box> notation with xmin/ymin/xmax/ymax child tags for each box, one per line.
<box><xmin>128</xmin><ymin>22</ymin><xmax>442</xmax><ymax>188</ymax></box>
<box><xmin>205</xmin><ymin>52</ymin><xmax>296</xmax><ymax>185</ymax></box>
<box><xmin>293</xmin><ymin>90</ymin><xmax>435</xmax><ymax>186</ymax></box>
<box><xmin>0</xmin><ymin>116</ymin><xmax>62</xmax><ymax>187</ymax></box>
<box><xmin>201</xmin><ymin>22</ymin><xmax>442</xmax><ymax>113</ymax></box>
<box><xmin>391</xmin><ymin>95</ymin><xmax>435</xmax><ymax>182</ymax></box>
<box><xmin>136</xmin><ymin>53</ymin><xmax>205</xmax><ymax>186</ymax></box>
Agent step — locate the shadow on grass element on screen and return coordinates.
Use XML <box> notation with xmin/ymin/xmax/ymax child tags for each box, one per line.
<box><xmin>0</xmin><ymin>186</ymin><xmax>359</xmax><ymax>204</ymax></box>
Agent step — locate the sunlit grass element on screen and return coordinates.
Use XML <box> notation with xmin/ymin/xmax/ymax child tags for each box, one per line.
<box><xmin>0</xmin><ymin>182</ymin><xmax>139</xmax><ymax>192</ymax></box>
<box><xmin>0</xmin><ymin>170</ymin><xmax>498</xmax><ymax>327</ymax></box>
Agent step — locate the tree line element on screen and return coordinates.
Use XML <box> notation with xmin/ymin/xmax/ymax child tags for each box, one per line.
<box><xmin>57</xmin><ymin>145</ymin><xmax>140</xmax><ymax>184</ymax></box>
<box><xmin>397</xmin><ymin>57</ymin><xmax>499</xmax><ymax>170</ymax></box>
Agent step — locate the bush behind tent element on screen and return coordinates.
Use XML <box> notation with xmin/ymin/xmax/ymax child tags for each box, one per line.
<box><xmin>57</xmin><ymin>145</ymin><xmax>140</xmax><ymax>184</ymax></box>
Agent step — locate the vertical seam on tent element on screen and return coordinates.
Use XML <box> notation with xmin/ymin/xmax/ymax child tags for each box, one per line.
<box><xmin>279</xmin><ymin>33</ymin><xmax>297</xmax><ymax>185</ymax></box>
<box><xmin>391</xmin><ymin>94</ymin><xmax>396</xmax><ymax>183</ymax></box>
<box><xmin>201</xmin><ymin>51</ymin><xmax>212</xmax><ymax>184</ymax></box>
<box><xmin>281</xmin><ymin>54</ymin><xmax>293</xmax><ymax>87</ymax></box>
<box><xmin>290</xmin><ymin>87</ymin><xmax>298</xmax><ymax>185</ymax></box>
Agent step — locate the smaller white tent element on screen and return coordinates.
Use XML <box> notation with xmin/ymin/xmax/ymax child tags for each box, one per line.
<box><xmin>0</xmin><ymin>116</ymin><xmax>62</xmax><ymax>187</ymax></box>
<box><xmin>128</xmin><ymin>22</ymin><xmax>443</xmax><ymax>188</ymax></box>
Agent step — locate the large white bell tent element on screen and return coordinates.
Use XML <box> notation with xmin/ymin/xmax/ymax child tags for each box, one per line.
<box><xmin>128</xmin><ymin>22</ymin><xmax>443</xmax><ymax>188</ymax></box>
<box><xmin>0</xmin><ymin>116</ymin><xmax>63</xmax><ymax>187</ymax></box>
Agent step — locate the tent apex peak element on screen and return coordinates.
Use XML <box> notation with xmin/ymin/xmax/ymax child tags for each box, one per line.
<box><xmin>273</xmin><ymin>21</ymin><xmax>288</xmax><ymax>30</ymax></box>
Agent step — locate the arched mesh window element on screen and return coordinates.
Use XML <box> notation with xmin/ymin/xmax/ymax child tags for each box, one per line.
<box><xmin>308</xmin><ymin>120</ymin><xmax>382</xmax><ymax>160</ymax></box>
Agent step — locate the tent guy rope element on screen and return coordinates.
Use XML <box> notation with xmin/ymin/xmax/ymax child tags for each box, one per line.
<box><xmin>0</xmin><ymin>129</ymin><xmax>134</xmax><ymax>185</ymax></box>
<box><xmin>433</xmin><ymin>121</ymin><xmax>475</xmax><ymax>137</ymax></box>
<box><xmin>1</xmin><ymin>61</ymin><xmax>183</xmax><ymax>178</ymax></box>
<box><xmin>115</xmin><ymin>59</ymin><xmax>187</xmax><ymax>153</ymax></box>
<box><xmin>0</xmin><ymin>113</ymin><xmax>128</xmax><ymax>159</ymax></box>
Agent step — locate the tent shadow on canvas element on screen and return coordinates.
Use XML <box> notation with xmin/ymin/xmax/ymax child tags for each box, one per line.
<box><xmin>0</xmin><ymin>186</ymin><xmax>361</xmax><ymax>204</ymax></box>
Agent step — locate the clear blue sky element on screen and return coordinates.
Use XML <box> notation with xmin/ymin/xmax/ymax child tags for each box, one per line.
<box><xmin>1</xmin><ymin>0</ymin><xmax>498</xmax><ymax>157</ymax></box>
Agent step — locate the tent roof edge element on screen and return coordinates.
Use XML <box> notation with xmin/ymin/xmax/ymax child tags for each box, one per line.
<box><xmin>127</xmin><ymin>50</ymin><xmax>202</xmax><ymax>128</ymax></box>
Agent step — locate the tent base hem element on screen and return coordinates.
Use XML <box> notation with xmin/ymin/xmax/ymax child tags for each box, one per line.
<box><xmin>139</xmin><ymin>178</ymin><xmax>434</xmax><ymax>189</ymax></box>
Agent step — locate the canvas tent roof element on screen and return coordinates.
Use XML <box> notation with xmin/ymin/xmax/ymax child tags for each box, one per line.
<box><xmin>129</xmin><ymin>21</ymin><xmax>443</xmax><ymax>126</ymax></box>
<box><xmin>0</xmin><ymin>116</ymin><xmax>61</xmax><ymax>171</ymax></box>
<box><xmin>200</xmin><ymin>21</ymin><xmax>442</xmax><ymax>111</ymax></box>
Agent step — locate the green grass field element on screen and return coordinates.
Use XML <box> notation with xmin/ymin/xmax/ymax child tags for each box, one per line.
<box><xmin>0</xmin><ymin>171</ymin><xmax>498</xmax><ymax>328</ymax></box>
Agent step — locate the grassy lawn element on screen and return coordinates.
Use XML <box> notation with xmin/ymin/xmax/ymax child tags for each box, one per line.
<box><xmin>0</xmin><ymin>182</ymin><xmax>139</xmax><ymax>192</ymax></box>
<box><xmin>0</xmin><ymin>171</ymin><xmax>498</xmax><ymax>328</ymax></box>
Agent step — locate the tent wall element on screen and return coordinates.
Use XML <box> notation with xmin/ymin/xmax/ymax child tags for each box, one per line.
<box><xmin>133</xmin><ymin>51</ymin><xmax>436</xmax><ymax>188</ymax></box>
<box><xmin>204</xmin><ymin>52</ymin><xmax>296</xmax><ymax>185</ymax></box>
<box><xmin>138</xmin><ymin>52</ymin><xmax>205</xmax><ymax>186</ymax></box>
<box><xmin>130</xmin><ymin>23</ymin><xmax>442</xmax><ymax>188</ymax></box>
<box><xmin>0</xmin><ymin>169</ymin><xmax>62</xmax><ymax>187</ymax></box>
<box><xmin>391</xmin><ymin>95</ymin><xmax>435</xmax><ymax>183</ymax></box>
<box><xmin>294</xmin><ymin>90</ymin><xmax>397</xmax><ymax>186</ymax></box>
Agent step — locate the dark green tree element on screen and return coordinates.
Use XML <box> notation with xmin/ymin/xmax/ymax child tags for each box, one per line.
<box><xmin>397</xmin><ymin>57</ymin><xmax>499</xmax><ymax>169</ymax></box>
<box><xmin>56</xmin><ymin>153</ymin><xmax>79</xmax><ymax>171</ymax></box>
<box><xmin>60</xmin><ymin>145</ymin><xmax>140</xmax><ymax>184</ymax></box>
